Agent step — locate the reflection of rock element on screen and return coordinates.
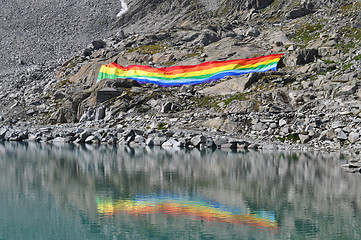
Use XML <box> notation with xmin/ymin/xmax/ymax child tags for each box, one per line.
<box><xmin>341</xmin><ymin>159</ymin><xmax>361</xmax><ymax>173</ymax></box>
<box><xmin>0</xmin><ymin>142</ymin><xmax>360</xmax><ymax>238</ymax></box>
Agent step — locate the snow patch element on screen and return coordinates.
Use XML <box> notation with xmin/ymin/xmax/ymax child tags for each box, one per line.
<box><xmin>117</xmin><ymin>0</ymin><xmax>129</xmax><ymax>17</ymax></box>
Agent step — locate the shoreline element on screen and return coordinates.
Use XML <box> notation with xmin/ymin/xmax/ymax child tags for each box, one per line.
<box><xmin>0</xmin><ymin>123</ymin><xmax>359</xmax><ymax>154</ymax></box>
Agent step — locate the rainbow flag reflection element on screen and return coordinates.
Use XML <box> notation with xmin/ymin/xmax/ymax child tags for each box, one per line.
<box><xmin>97</xmin><ymin>195</ymin><xmax>279</xmax><ymax>231</ymax></box>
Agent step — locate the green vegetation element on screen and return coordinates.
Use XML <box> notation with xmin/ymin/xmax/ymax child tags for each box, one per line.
<box><xmin>340</xmin><ymin>2</ymin><xmax>361</xmax><ymax>14</ymax></box>
<box><xmin>342</xmin><ymin>63</ymin><xmax>353</xmax><ymax>71</ymax></box>
<box><xmin>56</xmin><ymin>79</ymin><xmax>71</xmax><ymax>88</ymax></box>
<box><xmin>127</xmin><ymin>43</ymin><xmax>169</xmax><ymax>55</ymax></box>
<box><xmin>65</xmin><ymin>56</ymin><xmax>81</xmax><ymax>69</ymax></box>
<box><xmin>190</xmin><ymin>95</ymin><xmax>220</xmax><ymax>109</ymax></box>
<box><xmin>267</xmin><ymin>0</ymin><xmax>299</xmax><ymax>12</ymax></box>
<box><xmin>223</xmin><ymin>93</ymin><xmax>250</xmax><ymax>106</ymax></box>
<box><xmin>183</xmin><ymin>47</ymin><xmax>204</xmax><ymax>60</ymax></box>
<box><xmin>323</xmin><ymin>59</ymin><xmax>336</xmax><ymax>64</ymax></box>
<box><xmin>354</xmin><ymin>55</ymin><xmax>361</xmax><ymax>61</ymax></box>
<box><xmin>337</xmin><ymin>26</ymin><xmax>361</xmax><ymax>50</ymax></box>
<box><xmin>293</xmin><ymin>22</ymin><xmax>324</xmax><ymax>44</ymax></box>
<box><xmin>157</xmin><ymin>122</ymin><xmax>168</xmax><ymax>130</ymax></box>
<box><xmin>277</xmin><ymin>133</ymin><xmax>300</xmax><ymax>143</ymax></box>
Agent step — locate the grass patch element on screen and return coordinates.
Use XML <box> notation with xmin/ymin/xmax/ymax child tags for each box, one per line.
<box><xmin>190</xmin><ymin>95</ymin><xmax>221</xmax><ymax>109</ymax></box>
<box><xmin>183</xmin><ymin>47</ymin><xmax>204</xmax><ymax>60</ymax></box>
<box><xmin>338</xmin><ymin>26</ymin><xmax>361</xmax><ymax>46</ymax></box>
<box><xmin>323</xmin><ymin>59</ymin><xmax>336</xmax><ymax>64</ymax></box>
<box><xmin>341</xmin><ymin>2</ymin><xmax>361</xmax><ymax>14</ymax></box>
<box><xmin>157</xmin><ymin>122</ymin><xmax>168</xmax><ymax>130</ymax></box>
<box><xmin>127</xmin><ymin>43</ymin><xmax>169</xmax><ymax>55</ymax></box>
<box><xmin>343</xmin><ymin>63</ymin><xmax>353</xmax><ymax>71</ymax></box>
<box><xmin>354</xmin><ymin>55</ymin><xmax>361</xmax><ymax>61</ymax></box>
<box><xmin>56</xmin><ymin>79</ymin><xmax>71</xmax><ymax>88</ymax></box>
<box><xmin>223</xmin><ymin>93</ymin><xmax>250</xmax><ymax>106</ymax></box>
<box><xmin>287</xmin><ymin>133</ymin><xmax>300</xmax><ymax>142</ymax></box>
<box><xmin>277</xmin><ymin>133</ymin><xmax>300</xmax><ymax>143</ymax></box>
<box><xmin>293</xmin><ymin>22</ymin><xmax>324</xmax><ymax>44</ymax></box>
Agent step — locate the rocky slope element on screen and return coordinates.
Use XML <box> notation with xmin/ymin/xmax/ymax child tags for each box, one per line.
<box><xmin>0</xmin><ymin>0</ymin><xmax>361</xmax><ymax>151</ymax></box>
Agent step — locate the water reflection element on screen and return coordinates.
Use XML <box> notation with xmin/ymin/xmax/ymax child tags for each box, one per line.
<box><xmin>0</xmin><ymin>141</ymin><xmax>360</xmax><ymax>239</ymax></box>
<box><xmin>97</xmin><ymin>195</ymin><xmax>279</xmax><ymax>231</ymax></box>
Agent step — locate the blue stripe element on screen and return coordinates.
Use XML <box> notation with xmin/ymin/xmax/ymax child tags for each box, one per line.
<box><xmin>97</xmin><ymin>63</ymin><xmax>278</xmax><ymax>87</ymax></box>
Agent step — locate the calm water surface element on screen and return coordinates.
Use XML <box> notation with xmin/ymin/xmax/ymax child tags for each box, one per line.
<box><xmin>0</xmin><ymin>142</ymin><xmax>360</xmax><ymax>239</ymax></box>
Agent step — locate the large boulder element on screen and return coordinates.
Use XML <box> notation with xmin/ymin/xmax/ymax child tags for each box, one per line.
<box><xmin>51</xmin><ymin>91</ymin><xmax>90</xmax><ymax>123</ymax></box>
<box><xmin>95</xmin><ymin>88</ymin><xmax>122</xmax><ymax>103</ymax></box>
<box><xmin>199</xmin><ymin>72</ymin><xmax>265</xmax><ymax>96</ymax></box>
<box><xmin>283</xmin><ymin>49</ymin><xmax>319</xmax><ymax>67</ymax></box>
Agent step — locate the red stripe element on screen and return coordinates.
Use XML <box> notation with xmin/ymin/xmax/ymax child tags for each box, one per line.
<box><xmin>105</xmin><ymin>54</ymin><xmax>283</xmax><ymax>75</ymax></box>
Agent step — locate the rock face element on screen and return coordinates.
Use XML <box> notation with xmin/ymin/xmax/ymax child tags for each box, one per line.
<box><xmin>1</xmin><ymin>0</ymin><xmax>361</xmax><ymax>150</ymax></box>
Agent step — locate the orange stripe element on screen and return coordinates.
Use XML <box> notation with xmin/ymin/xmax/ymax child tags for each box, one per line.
<box><xmin>106</xmin><ymin>54</ymin><xmax>283</xmax><ymax>75</ymax></box>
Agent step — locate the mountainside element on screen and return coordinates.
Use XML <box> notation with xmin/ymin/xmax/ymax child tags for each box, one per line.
<box><xmin>0</xmin><ymin>0</ymin><xmax>361</xmax><ymax>151</ymax></box>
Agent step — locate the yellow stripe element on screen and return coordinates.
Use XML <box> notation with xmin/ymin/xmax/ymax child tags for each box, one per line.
<box><xmin>99</xmin><ymin>58</ymin><xmax>280</xmax><ymax>79</ymax></box>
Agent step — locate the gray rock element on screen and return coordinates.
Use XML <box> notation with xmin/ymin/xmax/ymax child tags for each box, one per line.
<box><xmin>299</xmin><ymin>134</ymin><xmax>310</xmax><ymax>144</ymax></box>
<box><xmin>146</xmin><ymin>138</ymin><xmax>154</xmax><ymax>146</ymax></box>
<box><xmin>286</xmin><ymin>8</ymin><xmax>315</xmax><ymax>19</ymax></box>
<box><xmin>197</xmin><ymin>29</ymin><xmax>220</xmax><ymax>46</ymax></box>
<box><xmin>96</xmin><ymin>88</ymin><xmax>121</xmax><ymax>103</ymax></box>
<box><xmin>336</xmin><ymin>83</ymin><xmax>357</xmax><ymax>96</ymax></box>
<box><xmin>248</xmin><ymin>143</ymin><xmax>260</xmax><ymax>149</ymax></box>
<box><xmin>112</xmin><ymin>79</ymin><xmax>141</xmax><ymax>88</ymax></box>
<box><xmin>75</xmin><ymin>129</ymin><xmax>93</xmax><ymax>143</ymax></box>
<box><xmin>162</xmin><ymin>138</ymin><xmax>183</xmax><ymax>148</ymax></box>
<box><xmin>224</xmin><ymin>100</ymin><xmax>255</xmax><ymax>114</ymax></box>
<box><xmin>116</xmin><ymin>30</ymin><xmax>126</xmax><ymax>40</ymax></box>
<box><xmin>332</xmin><ymin>121</ymin><xmax>346</xmax><ymax>129</ymax></box>
<box><xmin>0</xmin><ymin>127</ymin><xmax>8</xmax><ymax>139</ymax></box>
<box><xmin>253</xmin><ymin>122</ymin><xmax>267</xmax><ymax>131</ymax></box>
<box><xmin>52</xmin><ymin>137</ymin><xmax>68</xmax><ymax>143</ymax></box>
<box><xmin>134</xmin><ymin>135</ymin><xmax>145</xmax><ymax>143</ymax></box>
<box><xmin>95</xmin><ymin>107</ymin><xmax>105</xmax><ymax>121</ymax></box>
<box><xmin>283</xmin><ymin>49</ymin><xmax>318</xmax><ymax>66</ymax></box>
<box><xmin>153</xmin><ymin>136</ymin><xmax>168</xmax><ymax>146</ymax></box>
<box><xmin>28</xmin><ymin>134</ymin><xmax>39</xmax><ymax>142</ymax></box>
<box><xmin>26</xmin><ymin>109</ymin><xmax>36</xmax><ymax>115</ymax></box>
<box><xmin>321</xmin><ymin>129</ymin><xmax>335</xmax><ymax>140</ymax></box>
<box><xmin>213</xmin><ymin>136</ymin><xmax>228</xmax><ymax>146</ymax></box>
<box><xmin>53</xmin><ymin>91</ymin><xmax>66</xmax><ymax>100</ymax></box>
<box><xmin>85</xmin><ymin>136</ymin><xmax>95</xmax><ymax>143</ymax></box>
<box><xmin>280</xmin><ymin>126</ymin><xmax>290</xmax><ymax>135</ymax></box>
<box><xmin>92</xmin><ymin>40</ymin><xmax>106</xmax><ymax>49</ymax></box>
<box><xmin>123</xmin><ymin>130</ymin><xmax>135</xmax><ymax>143</ymax></box>
<box><xmin>206</xmin><ymin>138</ymin><xmax>216</xmax><ymax>148</ymax></box>
<box><xmin>79</xmin><ymin>113</ymin><xmax>88</xmax><ymax>122</ymax></box>
<box><xmin>335</xmin><ymin>129</ymin><xmax>347</xmax><ymax>140</ymax></box>
<box><xmin>246</xmin><ymin>27</ymin><xmax>260</xmax><ymax>37</ymax></box>
<box><xmin>348</xmin><ymin>132</ymin><xmax>359</xmax><ymax>143</ymax></box>
<box><xmin>220</xmin><ymin>142</ymin><xmax>237</xmax><ymax>149</ymax></box>
<box><xmin>279</xmin><ymin>119</ymin><xmax>287</xmax><ymax>127</ymax></box>
<box><xmin>343</xmin><ymin>126</ymin><xmax>352</xmax><ymax>133</ymax></box>
<box><xmin>82</xmin><ymin>48</ymin><xmax>92</xmax><ymax>57</ymax></box>
<box><xmin>269</xmin><ymin>123</ymin><xmax>277</xmax><ymax>129</ymax></box>
<box><xmin>191</xmin><ymin>135</ymin><xmax>206</xmax><ymax>147</ymax></box>
<box><xmin>161</xmin><ymin>102</ymin><xmax>173</xmax><ymax>113</ymax></box>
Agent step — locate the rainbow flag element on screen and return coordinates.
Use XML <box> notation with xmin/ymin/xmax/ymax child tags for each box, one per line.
<box><xmin>97</xmin><ymin>54</ymin><xmax>284</xmax><ymax>87</ymax></box>
<box><xmin>97</xmin><ymin>195</ymin><xmax>279</xmax><ymax>231</ymax></box>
